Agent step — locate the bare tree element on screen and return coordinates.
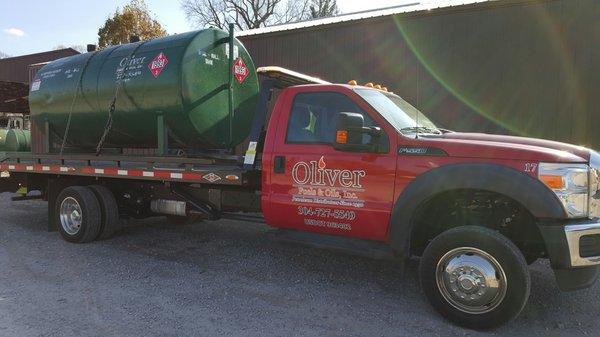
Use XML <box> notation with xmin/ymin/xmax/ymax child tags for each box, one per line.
<box><xmin>0</xmin><ymin>51</ymin><xmax>10</xmax><ymax>59</ymax></box>
<box><xmin>310</xmin><ymin>0</ymin><xmax>339</xmax><ymax>18</ymax></box>
<box><xmin>181</xmin><ymin>0</ymin><xmax>311</xmax><ymax>30</ymax></box>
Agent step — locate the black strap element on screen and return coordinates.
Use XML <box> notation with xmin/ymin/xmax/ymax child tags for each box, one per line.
<box><xmin>95</xmin><ymin>41</ymin><xmax>147</xmax><ymax>156</ymax></box>
<box><xmin>59</xmin><ymin>52</ymin><xmax>96</xmax><ymax>156</ymax></box>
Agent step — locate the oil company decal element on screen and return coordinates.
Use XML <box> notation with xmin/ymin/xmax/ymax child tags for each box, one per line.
<box><xmin>116</xmin><ymin>55</ymin><xmax>147</xmax><ymax>81</ymax></box>
<box><xmin>291</xmin><ymin>156</ymin><xmax>366</xmax><ymax>208</ymax></box>
<box><xmin>233</xmin><ymin>58</ymin><xmax>249</xmax><ymax>83</ymax></box>
<box><xmin>148</xmin><ymin>52</ymin><xmax>169</xmax><ymax>78</ymax></box>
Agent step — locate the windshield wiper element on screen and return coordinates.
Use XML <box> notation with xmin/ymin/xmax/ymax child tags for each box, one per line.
<box><xmin>400</xmin><ymin>126</ymin><xmax>442</xmax><ymax>135</ymax></box>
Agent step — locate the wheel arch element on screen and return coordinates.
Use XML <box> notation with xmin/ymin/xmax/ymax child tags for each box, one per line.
<box><xmin>389</xmin><ymin>163</ymin><xmax>567</xmax><ymax>258</ymax></box>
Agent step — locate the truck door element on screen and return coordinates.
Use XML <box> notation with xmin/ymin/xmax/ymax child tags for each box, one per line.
<box><xmin>263</xmin><ymin>87</ymin><xmax>397</xmax><ymax>241</ymax></box>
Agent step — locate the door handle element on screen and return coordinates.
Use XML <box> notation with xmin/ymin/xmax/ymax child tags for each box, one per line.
<box><xmin>274</xmin><ymin>155</ymin><xmax>285</xmax><ymax>173</ymax></box>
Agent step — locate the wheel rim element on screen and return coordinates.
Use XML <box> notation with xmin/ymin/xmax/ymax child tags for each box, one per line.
<box><xmin>435</xmin><ymin>247</ymin><xmax>507</xmax><ymax>314</ymax></box>
<box><xmin>59</xmin><ymin>197</ymin><xmax>83</xmax><ymax>235</ymax></box>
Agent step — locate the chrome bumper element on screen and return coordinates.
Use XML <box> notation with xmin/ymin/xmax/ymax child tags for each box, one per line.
<box><xmin>564</xmin><ymin>220</ymin><xmax>600</xmax><ymax>267</ymax></box>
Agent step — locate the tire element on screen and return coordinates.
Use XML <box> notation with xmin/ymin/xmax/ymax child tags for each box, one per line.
<box><xmin>166</xmin><ymin>214</ymin><xmax>202</xmax><ymax>225</ymax></box>
<box><xmin>55</xmin><ymin>186</ymin><xmax>102</xmax><ymax>243</ymax></box>
<box><xmin>88</xmin><ymin>185</ymin><xmax>120</xmax><ymax>240</ymax></box>
<box><xmin>419</xmin><ymin>226</ymin><xmax>530</xmax><ymax>330</ymax></box>
<box><xmin>524</xmin><ymin>253</ymin><xmax>538</xmax><ymax>265</ymax></box>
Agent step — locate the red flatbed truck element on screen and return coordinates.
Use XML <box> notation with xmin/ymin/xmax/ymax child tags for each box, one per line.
<box><xmin>1</xmin><ymin>67</ymin><xmax>599</xmax><ymax>329</ymax></box>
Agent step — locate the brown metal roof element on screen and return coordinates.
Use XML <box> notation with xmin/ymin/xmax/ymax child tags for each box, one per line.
<box><xmin>0</xmin><ymin>48</ymin><xmax>80</xmax><ymax>83</ymax></box>
<box><xmin>239</xmin><ymin>0</ymin><xmax>600</xmax><ymax>148</ymax></box>
<box><xmin>238</xmin><ymin>0</ymin><xmax>493</xmax><ymax>37</ymax></box>
<box><xmin>0</xmin><ymin>81</ymin><xmax>29</xmax><ymax>113</ymax></box>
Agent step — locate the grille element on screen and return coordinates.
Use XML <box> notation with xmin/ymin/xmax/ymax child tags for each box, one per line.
<box><xmin>580</xmin><ymin>234</ymin><xmax>600</xmax><ymax>258</ymax></box>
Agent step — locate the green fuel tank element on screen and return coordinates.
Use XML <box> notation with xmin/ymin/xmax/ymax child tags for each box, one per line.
<box><xmin>28</xmin><ymin>28</ymin><xmax>259</xmax><ymax>150</ymax></box>
<box><xmin>0</xmin><ymin>129</ymin><xmax>8</xmax><ymax>151</ymax></box>
<box><xmin>5</xmin><ymin>129</ymin><xmax>30</xmax><ymax>152</ymax></box>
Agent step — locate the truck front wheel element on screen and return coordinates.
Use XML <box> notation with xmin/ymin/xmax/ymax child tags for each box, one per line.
<box><xmin>419</xmin><ymin>226</ymin><xmax>530</xmax><ymax>329</ymax></box>
<box><xmin>55</xmin><ymin>186</ymin><xmax>102</xmax><ymax>243</ymax></box>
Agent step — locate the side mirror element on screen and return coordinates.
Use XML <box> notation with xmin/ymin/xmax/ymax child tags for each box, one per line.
<box><xmin>333</xmin><ymin>112</ymin><xmax>383</xmax><ymax>152</ymax></box>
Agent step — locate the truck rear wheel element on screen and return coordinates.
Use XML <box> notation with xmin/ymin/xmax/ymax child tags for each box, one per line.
<box><xmin>419</xmin><ymin>226</ymin><xmax>530</xmax><ymax>329</ymax></box>
<box><xmin>88</xmin><ymin>185</ymin><xmax>120</xmax><ymax>240</ymax></box>
<box><xmin>55</xmin><ymin>186</ymin><xmax>102</xmax><ymax>243</ymax></box>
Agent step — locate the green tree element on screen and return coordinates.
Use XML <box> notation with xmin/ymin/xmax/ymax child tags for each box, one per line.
<box><xmin>310</xmin><ymin>0</ymin><xmax>339</xmax><ymax>18</ymax></box>
<box><xmin>98</xmin><ymin>0</ymin><xmax>167</xmax><ymax>48</ymax></box>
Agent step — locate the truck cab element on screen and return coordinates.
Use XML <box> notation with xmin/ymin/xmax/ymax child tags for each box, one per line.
<box><xmin>259</xmin><ymin>79</ymin><xmax>600</xmax><ymax>329</ymax></box>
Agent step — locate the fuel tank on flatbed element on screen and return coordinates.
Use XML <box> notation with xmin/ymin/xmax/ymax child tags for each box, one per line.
<box><xmin>28</xmin><ymin>28</ymin><xmax>259</xmax><ymax>150</ymax></box>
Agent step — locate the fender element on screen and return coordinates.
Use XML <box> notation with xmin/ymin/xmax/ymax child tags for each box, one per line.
<box><xmin>389</xmin><ymin>163</ymin><xmax>567</xmax><ymax>257</ymax></box>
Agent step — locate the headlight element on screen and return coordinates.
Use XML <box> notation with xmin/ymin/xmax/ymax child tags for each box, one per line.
<box><xmin>538</xmin><ymin>163</ymin><xmax>589</xmax><ymax>218</ymax></box>
<box><xmin>589</xmin><ymin>151</ymin><xmax>600</xmax><ymax>219</ymax></box>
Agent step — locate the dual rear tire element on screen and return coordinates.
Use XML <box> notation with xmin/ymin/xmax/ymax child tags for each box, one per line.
<box><xmin>55</xmin><ymin>185</ymin><xmax>119</xmax><ymax>243</ymax></box>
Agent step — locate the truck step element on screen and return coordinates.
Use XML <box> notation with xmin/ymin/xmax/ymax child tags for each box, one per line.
<box><xmin>267</xmin><ymin>229</ymin><xmax>396</xmax><ymax>260</ymax></box>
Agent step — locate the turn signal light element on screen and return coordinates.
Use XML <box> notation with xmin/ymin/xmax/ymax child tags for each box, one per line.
<box><xmin>336</xmin><ymin>130</ymin><xmax>348</xmax><ymax>144</ymax></box>
<box><xmin>540</xmin><ymin>174</ymin><xmax>565</xmax><ymax>189</ymax></box>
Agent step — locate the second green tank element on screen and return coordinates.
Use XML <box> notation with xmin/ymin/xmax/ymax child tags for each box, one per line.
<box><xmin>5</xmin><ymin>129</ymin><xmax>30</xmax><ymax>152</ymax></box>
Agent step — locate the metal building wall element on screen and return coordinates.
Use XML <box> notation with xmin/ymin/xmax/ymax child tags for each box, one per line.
<box><xmin>0</xmin><ymin>48</ymin><xmax>79</xmax><ymax>83</ymax></box>
<box><xmin>240</xmin><ymin>0</ymin><xmax>599</xmax><ymax>148</ymax></box>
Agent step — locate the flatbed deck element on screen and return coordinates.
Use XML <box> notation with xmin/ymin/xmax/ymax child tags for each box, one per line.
<box><xmin>0</xmin><ymin>152</ymin><xmax>252</xmax><ymax>186</ymax></box>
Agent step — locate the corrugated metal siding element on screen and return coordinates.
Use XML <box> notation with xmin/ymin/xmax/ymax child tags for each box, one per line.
<box><xmin>240</xmin><ymin>0</ymin><xmax>600</xmax><ymax>148</ymax></box>
<box><xmin>0</xmin><ymin>81</ymin><xmax>29</xmax><ymax>113</ymax></box>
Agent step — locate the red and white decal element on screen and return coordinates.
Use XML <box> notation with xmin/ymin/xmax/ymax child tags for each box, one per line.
<box><xmin>148</xmin><ymin>52</ymin><xmax>169</xmax><ymax>78</ymax></box>
<box><xmin>0</xmin><ymin>164</ymin><xmax>232</xmax><ymax>185</ymax></box>
<box><xmin>233</xmin><ymin>58</ymin><xmax>249</xmax><ymax>84</ymax></box>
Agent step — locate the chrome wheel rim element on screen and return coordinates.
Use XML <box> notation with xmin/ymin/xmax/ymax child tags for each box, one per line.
<box><xmin>59</xmin><ymin>197</ymin><xmax>83</xmax><ymax>235</ymax></box>
<box><xmin>436</xmin><ymin>247</ymin><xmax>507</xmax><ymax>314</ymax></box>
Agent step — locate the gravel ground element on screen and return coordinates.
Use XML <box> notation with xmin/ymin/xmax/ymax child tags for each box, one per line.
<box><xmin>0</xmin><ymin>193</ymin><xmax>598</xmax><ymax>337</ymax></box>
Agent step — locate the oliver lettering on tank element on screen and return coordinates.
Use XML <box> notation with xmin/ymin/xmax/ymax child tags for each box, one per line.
<box><xmin>291</xmin><ymin>156</ymin><xmax>366</xmax><ymax>209</ymax></box>
<box><xmin>116</xmin><ymin>55</ymin><xmax>147</xmax><ymax>82</ymax></box>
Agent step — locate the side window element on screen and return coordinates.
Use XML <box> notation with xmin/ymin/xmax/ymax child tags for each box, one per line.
<box><xmin>286</xmin><ymin>92</ymin><xmax>379</xmax><ymax>145</ymax></box>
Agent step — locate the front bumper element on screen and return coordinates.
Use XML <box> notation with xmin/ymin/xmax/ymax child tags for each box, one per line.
<box><xmin>539</xmin><ymin>219</ymin><xmax>600</xmax><ymax>291</ymax></box>
<box><xmin>564</xmin><ymin>221</ymin><xmax>600</xmax><ymax>267</ymax></box>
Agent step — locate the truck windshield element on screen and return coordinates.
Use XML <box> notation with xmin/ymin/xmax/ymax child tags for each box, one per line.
<box><xmin>354</xmin><ymin>89</ymin><xmax>440</xmax><ymax>135</ymax></box>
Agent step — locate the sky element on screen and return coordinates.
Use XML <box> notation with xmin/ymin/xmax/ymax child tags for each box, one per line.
<box><xmin>0</xmin><ymin>0</ymin><xmax>418</xmax><ymax>57</ymax></box>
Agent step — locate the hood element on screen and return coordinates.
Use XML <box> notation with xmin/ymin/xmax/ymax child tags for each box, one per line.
<box><xmin>421</xmin><ymin>132</ymin><xmax>591</xmax><ymax>163</ymax></box>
